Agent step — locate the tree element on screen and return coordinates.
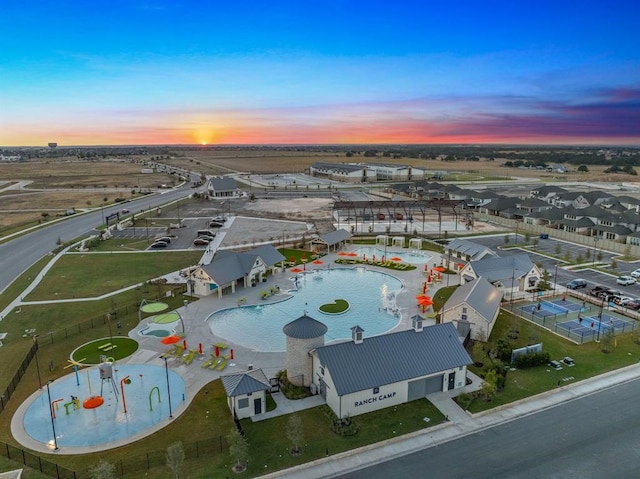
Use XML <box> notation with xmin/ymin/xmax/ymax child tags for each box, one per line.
<box><xmin>166</xmin><ymin>441</ymin><xmax>185</xmax><ymax>479</ymax></box>
<box><xmin>555</xmin><ymin>242</ymin><xmax>561</xmax><ymax>255</ymax></box>
<box><xmin>538</xmin><ymin>268</ymin><xmax>551</xmax><ymax>291</ymax></box>
<box><xmin>481</xmin><ymin>368</ymin><xmax>498</xmax><ymax>401</ymax></box>
<box><xmin>287</xmin><ymin>414</ymin><xmax>304</xmax><ymax>455</ymax></box>
<box><xmin>88</xmin><ymin>460</ymin><xmax>116</xmax><ymax>479</ymax></box>
<box><xmin>577</xmin><ymin>164</ymin><xmax>589</xmax><ymax>172</ymax></box>
<box><xmin>227</xmin><ymin>426</ymin><xmax>249</xmax><ymax>473</ymax></box>
<box><xmin>611</xmin><ymin>258</ymin><xmax>618</xmax><ymax>271</ymax></box>
<box><xmin>504</xmin><ymin>234</ymin><xmax>510</xmax><ymax>245</ymax></box>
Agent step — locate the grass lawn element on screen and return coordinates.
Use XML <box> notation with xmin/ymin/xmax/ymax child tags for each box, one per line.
<box><xmin>318</xmin><ymin>299</ymin><xmax>349</xmax><ymax>314</ymax></box>
<box><xmin>460</xmin><ymin>309</ymin><xmax>640</xmax><ymax>413</ymax></box>
<box><xmin>70</xmin><ymin>337</ymin><xmax>139</xmax><ymax>364</ymax></box>
<box><xmin>25</xmin><ymin>251</ymin><xmax>201</xmax><ymax>301</ymax></box>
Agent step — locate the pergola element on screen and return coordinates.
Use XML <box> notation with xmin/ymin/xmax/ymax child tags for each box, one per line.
<box><xmin>333</xmin><ymin>199</ymin><xmax>466</xmax><ymax>237</ymax></box>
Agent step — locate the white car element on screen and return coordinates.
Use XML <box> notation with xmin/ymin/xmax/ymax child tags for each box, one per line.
<box><xmin>616</xmin><ymin>276</ymin><xmax>636</xmax><ymax>286</ymax></box>
<box><xmin>631</xmin><ymin>269</ymin><xmax>640</xmax><ymax>278</ymax></box>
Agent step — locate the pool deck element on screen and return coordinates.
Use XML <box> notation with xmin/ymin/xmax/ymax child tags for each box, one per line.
<box><xmin>11</xmin><ymin>246</ymin><xmax>450</xmax><ymax>454</ymax></box>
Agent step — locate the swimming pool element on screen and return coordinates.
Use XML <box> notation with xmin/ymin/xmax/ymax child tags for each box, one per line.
<box><xmin>352</xmin><ymin>246</ymin><xmax>432</xmax><ymax>265</ymax></box>
<box><xmin>207</xmin><ymin>267</ymin><xmax>403</xmax><ymax>351</ymax></box>
<box><xmin>139</xmin><ymin>320</ymin><xmax>179</xmax><ymax>338</ymax></box>
<box><xmin>19</xmin><ymin>364</ymin><xmax>185</xmax><ymax>451</ymax></box>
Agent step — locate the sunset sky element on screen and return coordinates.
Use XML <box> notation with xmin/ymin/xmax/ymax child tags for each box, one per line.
<box><xmin>1</xmin><ymin>1</ymin><xmax>639</xmax><ymax>146</ymax></box>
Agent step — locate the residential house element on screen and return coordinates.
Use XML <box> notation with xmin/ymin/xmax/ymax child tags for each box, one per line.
<box><xmin>443</xmin><ymin>238</ymin><xmax>497</xmax><ymax>270</ymax></box>
<box><xmin>441</xmin><ymin>277</ymin><xmax>503</xmax><ymax>342</ymax></box>
<box><xmin>207</xmin><ymin>177</ymin><xmax>241</xmax><ymax>198</ymax></box>
<box><xmin>459</xmin><ymin>253</ymin><xmax>541</xmax><ymax>295</ymax></box>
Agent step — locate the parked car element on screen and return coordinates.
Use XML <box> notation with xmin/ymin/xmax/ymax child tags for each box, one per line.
<box><xmin>631</xmin><ymin>268</ymin><xmax>640</xmax><ymax>278</ymax></box>
<box><xmin>566</xmin><ymin>279</ymin><xmax>587</xmax><ymax>290</ymax></box>
<box><xmin>193</xmin><ymin>238</ymin><xmax>210</xmax><ymax>246</ymax></box>
<box><xmin>600</xmin><ymin>289</ymin><xmax>622</xmax><ymax>301</ymax></box>
<box><xmin>588</xmin><ymin>286</ymin><xmax>607</xmax><ymax>297</ymax></box>
<box><xmin>562</xmin><ymin>357</ymin><xmax>575</xmax><ymax>367</ymax></box>
<box><xmin>155</xmin><ymin>236</ymin><xmax>172</xmax><ymax>244</ymax></box>
<box><xmin>209</xmin><ymin>221</ymin><xmax>224</xmax><ymax>228</ymax></box>
<box><xmin>613</xmin><ymin>296</ymin><xmax>634</xmax><ymax>306</ymax></box>
<box><xmin>626</xmin><ymin>300</ymin><xmax>640</xmax><ymax>311</ymax></box>
<box><xmin>548</xmin><ymin>360</ymin><xmax>563</xmax><ymax>370</ymax></box>
<box><xmin>211</xmin><ymin>216</ymin><xmax>226</xmax><ymax>222</ymax></box>
<box><xmin>616</xmin><ymin>275</ymin><xmax>636</xmax><ymax>286</ymax></box>
<box><xmin>149</xmin><ymin>241</ymin><xmax>168</xmax><ymax>249</ymax></box>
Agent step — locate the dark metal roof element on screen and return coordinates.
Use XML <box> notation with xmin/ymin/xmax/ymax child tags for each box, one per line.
<box><xmin>314</xmin><ymin>323</ymin><xmax>472</xmax><ymax>396</ymax></box>
<box><xmin>317</xmin><ymin>229</ymin><xmax>352</xmax><ymax>246</ymax></box>
<box><xmin>221</xmin><ymin>368</ymin><xmax>271</xmax><ymax>397</ymax></box>
<box><xmin>283</xmin><ymin>314</ymin><xmax>328</xmax><ymax>339</ymax></box>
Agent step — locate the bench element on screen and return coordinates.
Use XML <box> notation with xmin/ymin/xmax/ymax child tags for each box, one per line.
<box><xmin>102</xmin><ymin>345</ymin><xmax>118</xmax><ymax>352</ymax></box>
<box><xmin>98</xmin><ymin>343</ymin><xmax>112</xmax><ymax>351</ymax></box>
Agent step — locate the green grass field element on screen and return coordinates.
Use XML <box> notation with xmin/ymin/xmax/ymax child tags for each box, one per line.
<box><xmin>70</xmin><ymin>337</ymin><xmax>139</xmax><ymax>364</ymax></box>
<box><xmin>25</xmin><ymin>251</ymin><xmax>201</xmax><ymax>301</ymax></box>
<box><xmin>318</xmin><ymin>299</ymin><xmax>349</xmax><ymax>314</ymax></box>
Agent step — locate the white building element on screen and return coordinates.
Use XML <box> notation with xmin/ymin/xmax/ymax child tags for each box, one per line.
<box><xmin>309</xmin><ymin>320</ymin><xmax>472</xmax><ymax>419</ymax></box>
<box><xmin>221</xmin><ymin>367</ymin><xmax>271</xmax><ymax>419</ymax></box>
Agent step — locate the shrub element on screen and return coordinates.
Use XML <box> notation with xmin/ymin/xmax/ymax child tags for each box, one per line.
<box><xmin>320</xmin><ymin>405</ymin><xmax>359</xmax><ymax>436</ymax></box>
<box><xmin>513</xmin><ymin>351</ymin><xmax>550</xmax><ymax>369</ymax></box>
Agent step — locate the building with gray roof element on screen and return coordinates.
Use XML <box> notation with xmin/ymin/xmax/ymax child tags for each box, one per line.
<box><xmin>441</xmin><ymin>277</ymin><xmax>503</xmax><ymax>342</ymax></box>
<box><xmin>221</xmin><ymin>367</ymin><xmax>271</xmax><ymax>419</ymax></box>
<box><xmin>192</xmin><ymin>244</ymin><xmax>285</xmax><ymax>297</ymax></box>
<box><xmin>311</xmin><ymin>229</ymin><xmax>352</xmax><ymax>253</ymax></box>
<box><xmin>444</xmin><ymin>238</ymin><xmax>497</xmax><ymax>270</ymax></box>
<box><xmin>310</xmin><ymin>322</ymin><xmax>472</xmax><ymax>418</ymax></box>
<box><xmin>284</xmin><ymin>314</ymin><xmax>328</xmax><ymax>387</ymax></box>
<box><xmin>460</xmin><ymin>253</ymin><xmax>541</xmax><ymax>294</ymax></box>
<box><xmin>207</xmin><ymin>176</ymin><xmax>240</xmax><ymax>197</ymax></box>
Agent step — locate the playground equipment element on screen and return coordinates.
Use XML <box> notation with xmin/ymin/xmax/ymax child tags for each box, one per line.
<box><xmin>63</xmin><ymin>396</ymin><xmax>80</xmax><ymax>415</ymax></box>
<box><xmin>51</xmin><ymin>398</ymin><xmax>64</xmax><ymax>419</ymax></box>
<box><xmin>149</xmin><ymin>386</ymin><xmax>161</xmax><ymax>411</ymax></box>
<box><xmin>120</xmin><ymin>376</ymin><xmax>131</xmax><ymax>413</ymax></box>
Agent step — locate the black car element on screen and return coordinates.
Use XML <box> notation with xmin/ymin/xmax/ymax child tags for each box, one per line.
<box><xmin>149</xmin><ymin>241</ymin><xmax>168</xmax><ymax>249</ymax></box>
<box><xmin>588</xmin><ymin>286</ymin><xmax>606</xmax><ymax>297</ymax></box>
<box><xmin>566</xmin><ymin>279</ymin><xmax>587</xmax><ymax>290</ymax></box>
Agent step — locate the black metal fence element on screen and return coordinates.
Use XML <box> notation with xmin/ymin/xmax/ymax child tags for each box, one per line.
<box><xmin>0</xmin><ymin>440</ymin><xmax>77</xmax><ymax>479</ymax></box>
<box><xmin>0</xmin><ymin>340</ymin><xmax>37</xmax><ymax>416</ymax></box>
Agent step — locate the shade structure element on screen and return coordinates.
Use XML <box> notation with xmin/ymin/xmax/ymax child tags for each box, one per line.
<box><xmin>391</xmin><ymin>257</ymin><xmax>402</xmax><ymax>262</ymax></box>
<box><xmin>160</xmin><ymin>335</ymin><xmax>181</xmax><ymax>345</ymax></box>
<box><xmin>290</xmin><ymin>267</ymin><xmax>303</xmax><ymax>273</ymax></box>
<box><xmin>153</xmin><ymin>312</ymin><xmax>181</xmax><ymax>324</ymax></box>
<box><xmin>140</xmin><ymin>302</ymin><xmax>169</xmax><ymax>314</ymax></box>
<box><xmin>312</xmin><ymin>259</ymin><xmax>323</xmax><ymax>264</ymax></box>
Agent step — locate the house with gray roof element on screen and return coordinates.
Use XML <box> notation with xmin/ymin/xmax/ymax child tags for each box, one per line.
<box><xmin>443</xmin><ymin>238</ymin><xmax>497</xmax><ymax>270</ymax></box>
<box><xmin>311</xmin><ymin>229</ymin><xmax>352</xmax><ymax>253</ymax></box>
<box><xmin>459</xmin><ymin>253</ymin><xmax>541</xmax><ymax>294</ymax></box>
<box><xmin>192</xmin><ymin>244</ymin><xmax>285</xmax><ymax>297</ymax></box>
<box><xmin>530</xmin><ymin>185</ymin><xmax>567</xmax><ymax>203</ymax></box>
<box><xmin>310</xmin><ymin>321</ymin><xmax>472</xmax><ymax>418</ymax></box>
<box><xmin>221</xmin><ymin>367</ymin><xmax>271</xmax><ymax>419</ymax></box>
<box><xmin>441</xmin><ymin>277</ymin><xmax>503</xmax><ymax>342</ymax></box>
<box><xmin>207</xmin><ymin>176</ymin><xmax>241</xmax><ymax>198</ymax></box>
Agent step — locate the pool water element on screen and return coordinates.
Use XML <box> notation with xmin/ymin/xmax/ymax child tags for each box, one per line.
<box><xmin>207</xmin><ymin>267</ymin><xmax>403</xmax><ymax>351</ymax></box>
<box><xmin>21</xmin><ymin>364</ymin><xmax>185</xmax><ymax>450</ymax></box>
<box><xmin>139</xmin><ymin>320</ymin><xmax>178</xmax><ymax>338</ymax></box>
<box><xmin>352</xmin><ymin>246</ymin><xmax>432</xmax><ymax>265</ymax></box>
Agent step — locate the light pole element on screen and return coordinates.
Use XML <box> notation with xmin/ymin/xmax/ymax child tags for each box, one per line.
<box><xmin>596</xmin><ymin>296</ymin><xmax>606</xmax><ymax>342</ymax></box>
<box><xmin>163</xmin><ymin>356</ymin><xmax>173</xmax><ymax>419</ymax></box>
<box><xmin>45</xmin><ymin>380</ymin><xmax>59</xmax><ymax>451</ymax></box>
<box><xmin>592</xmin><ymin>236</ymin><xmax>599</xmax><ymax>265</ymax></box>
<box><xmin>33</xmin><ymin>335</ymin><xmax>42</xmax><ymax>389</ymax></box>
<box><xmin>554</xmin><ymin>264</ymin><xmax>559</xmax><ymax>292</ymax></box>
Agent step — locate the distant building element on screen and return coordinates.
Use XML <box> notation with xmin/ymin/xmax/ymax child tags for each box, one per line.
<box><xmin>206</xmin><ymin>177</ymin><xmax>240</xmax><ymax>197</ymax></box>
<box><xmin>48</xmin><ymin>142</ymin><xmax>58</xmax><ymax>148</ymax></box>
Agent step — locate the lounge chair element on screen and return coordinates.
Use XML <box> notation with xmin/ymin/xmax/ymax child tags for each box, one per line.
<box><xmin>172</xmin><ymin>345</ymin><xmax>184</xmax><ymax>358</ymax></box>
<box><xmin>215</xmin><ymin>359</ymin><xmax>228</xmax><ymax>371</ymax></box>
<box><xmin>201</xmin><ymin>357</ymin><xmax>216</xmax><ymax>368</ymax></box>
<box><xmin>208</xmin><ymin>357</ymin><xmax>223</xmax><ymax>369</ymax></box>
<box><xmin>182</xmin><ymin>349</ymin><xmax>197</xmax><ymax>365</ymax></box>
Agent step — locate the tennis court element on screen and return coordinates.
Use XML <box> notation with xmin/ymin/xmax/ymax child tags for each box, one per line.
<box><xmin>517</xmin><ymin>296</ymin><xmax>638</xmax><ymax>343</ymax></box>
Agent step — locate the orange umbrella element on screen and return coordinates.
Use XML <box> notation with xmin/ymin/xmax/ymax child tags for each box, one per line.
<box><xmin>391</xmin><ymin>257</ymin><xmax>402</xmax><ymax>262</ymax></box>
<box><xmin>338</xmin><ymin>251</ymin><xmax>349</xmax><ymax>256</ymax></box>
<box><xmin>313</xmin><ymin>259</ymin><xmax>323</xmax><ymax>264</ymax></box>
<box><xmin>416</xmin><ymin>294</ymin><xmax>431</xmax><ymax>300</ymax></box>
<box><xmin>434</xmin><ymin>266</ymin><xmax>446</xmax><ymax>272</ymax></box>
<box><xmin>347</xmin><ymin>252</ymin><xmax>358</xmax><ymax>257</ymax></box>
<box><xmin>290</xmin><ymin>267</ymin><xmax>303</xmax><ymax>273</ymax></box>
<box><xmin>161</xmin><ymin>335</ymin><xmax>181</xmax><ymax>345</ymax></box>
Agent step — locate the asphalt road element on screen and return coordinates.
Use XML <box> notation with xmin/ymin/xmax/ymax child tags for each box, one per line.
<box><xmin>0</xmin><ymin>185</ymin><xmax>194</xmax><ymax>294</ymax></box>
<box><xmin>341</xmin><ymin>378</ymin><xmax>640</xmax><ymax>479</ymax></box>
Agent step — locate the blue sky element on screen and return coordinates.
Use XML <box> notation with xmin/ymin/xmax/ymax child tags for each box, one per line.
<box><xmin>1</xmin><ymin>1</ymin><xmax>639</xmax><ymax>146</ymax></box>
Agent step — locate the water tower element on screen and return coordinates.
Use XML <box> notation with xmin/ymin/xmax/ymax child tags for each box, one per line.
<box><xmin>282</xmin><ymin>314</ymin><xmax>327</xmax><ymax>387</ymax></box>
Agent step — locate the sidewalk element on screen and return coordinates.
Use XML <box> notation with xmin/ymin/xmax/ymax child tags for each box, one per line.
<box><xmin>258</xmin><ymin>362</ymin><xmax>640</xmax><ymax>478</ymax></box>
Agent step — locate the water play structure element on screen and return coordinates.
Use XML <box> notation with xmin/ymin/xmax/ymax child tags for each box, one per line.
<box><xmin>16</xmin><ymin>364</ymin><xmax>186</xmax><ymax>452</ymax></box>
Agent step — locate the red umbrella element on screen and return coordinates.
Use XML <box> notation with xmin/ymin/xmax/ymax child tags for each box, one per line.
<box><xmin>230</xmin><ymin>349</ymin><xmax>234</xmax><ymax>360</ymax></box>
<box><xmin>347</xmin><ymin>252</ymin><xmax>358</xmax><ymax>257</ymax></box>
<box><xmin>434</xmin><ymin>266</ymin><xmax>446</xmax><ymax>272</ymax></box>
<box><xmin>422</xmin><ymin>282</ymin><xmax>427</xmax><ymax>293</ymax></box>
<box><xmin>313</xmin><ymin>259</ymin><xmax>323</xmax><ymax>264</ymax></box>
<box><xmin>214</xmin><ymin>345</ymin><xmax>219</xmax><ymax>357</ymax></box>
<box><xmin>391</xmin><ymin>257</ymin><xmax>402</xmax><ymax>262</ymax></box>
<box><xmin>338</xmin><ymin>251</ymin><xmax>349</xmax><ymax>256</ymax></box>
<box><xmin>160</xmin><ymin>335</ymin><xmax>181</xmax><ymax>345</ymax></box>
<box><xmin>198</xmin><ymin>343</ymin><xmax>203</xmax><ymax>354</ymax></box>
<box><xmin>183</xmin><ymin>339</ymin><xmax>187</xmax><ymax>350</ymax></box>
